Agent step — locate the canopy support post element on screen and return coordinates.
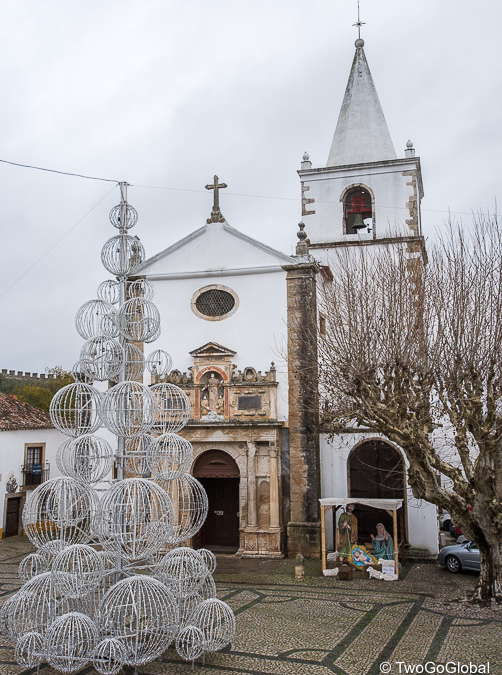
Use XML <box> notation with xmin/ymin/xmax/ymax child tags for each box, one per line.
<box><xmin>321</xmin><ymin>505</ymin><xmax>326</xmax><ymax>571</ymax></box>
<box><xmin>392</xmin><ymin>508</ymin><xmax>399</xmax><ymax>576</ymax></box>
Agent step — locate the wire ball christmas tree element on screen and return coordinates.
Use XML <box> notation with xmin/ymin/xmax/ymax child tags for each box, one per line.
<box><xmin>2</xmin><ymin>183</ymin><xmax>235</xmax><ymax>673</ymax></box>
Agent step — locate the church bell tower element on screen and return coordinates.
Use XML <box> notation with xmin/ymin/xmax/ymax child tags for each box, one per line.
<box><xmin>298</xmin><ymin>38</ymin><xmax>424</xmax><ymax>258</ymax></box>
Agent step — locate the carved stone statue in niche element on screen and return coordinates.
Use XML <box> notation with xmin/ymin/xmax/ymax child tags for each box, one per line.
<box><xmin>200</xmin><ymin>371</ymin><xmax>224</xmax><ymax>422</ymax></box>
<box><xmin>207</xmin><ymin>373</ymin><xmax>221</xmax><ymax>411</ymax></box>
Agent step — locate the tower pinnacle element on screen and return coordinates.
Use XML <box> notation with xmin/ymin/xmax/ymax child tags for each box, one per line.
<box><xmin>326</xmin><ymin>40</ymin><xmax>396</xmax><ymax>167</ymax></box>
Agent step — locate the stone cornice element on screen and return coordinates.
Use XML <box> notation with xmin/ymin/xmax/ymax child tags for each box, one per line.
<box><xmin>309</xmin><ymin>234</ymin><xmax>426</xmax><ymax>253</ymax></box>
<box><xmin>142</xmin><ymin>265</ymin><xmax>287</xmax><ymax>281</ymax></box>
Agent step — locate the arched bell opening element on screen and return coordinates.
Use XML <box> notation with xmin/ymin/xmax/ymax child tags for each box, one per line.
<box><xmin>192</xmin><ymin>449</ymin><xmax>240</xmax><ymax>552</ymax></box>
<box><xmin>342</xmin><ymin>185</ymin><xmax>374</xmax><ymax>235</ymax></box>
<box><xmin>347</xmin><ymin>439</ymin><xmax>407</xmax><ymax>544</ymax></box>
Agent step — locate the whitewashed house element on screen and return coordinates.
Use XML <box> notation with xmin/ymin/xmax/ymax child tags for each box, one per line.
<box><xmin>0</xmin><ymin>393</ymin><xmax>65</xmax><ymax>538</ymax></box>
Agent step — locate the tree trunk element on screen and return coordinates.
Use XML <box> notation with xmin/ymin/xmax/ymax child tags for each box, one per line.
<box><xmin>471</xmin><ymin>545</ymin><xmax>502</xmax><ymax>604</ymax></box>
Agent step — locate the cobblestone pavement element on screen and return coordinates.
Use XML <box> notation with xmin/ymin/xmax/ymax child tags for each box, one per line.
<box><xmin>1</xmin><ymin>537</ymin><xmax>500</xmax><ymax>675</ymax></box>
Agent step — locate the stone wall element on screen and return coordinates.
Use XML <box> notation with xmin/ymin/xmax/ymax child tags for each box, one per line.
<box><xmin>283</xmin><ymin>261</ymin><xmax>321</xmax><ymax>557</ymax></box>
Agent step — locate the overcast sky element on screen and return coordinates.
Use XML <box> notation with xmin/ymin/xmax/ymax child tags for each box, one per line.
<box><xmin>0</xmin><ymin>0</ymin><xmax>500</xmax><ymax>374</ymax></box>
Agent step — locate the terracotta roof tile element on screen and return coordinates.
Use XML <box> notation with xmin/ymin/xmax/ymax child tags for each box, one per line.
<box><xmin>0</xmin><ymin>393</ymin><xmax>53</xmax><ymax>431</ymax></box>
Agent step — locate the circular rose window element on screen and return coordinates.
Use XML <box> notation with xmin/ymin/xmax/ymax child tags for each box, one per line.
<box><xmin>191</xmin><ymin>285</ymin><xmax>239</xmax><ymax>321</ymax></box>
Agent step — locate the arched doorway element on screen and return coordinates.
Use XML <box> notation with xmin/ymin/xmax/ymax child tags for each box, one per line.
<box><xmin>348</xmin><ymin>440</ymin><xmax>406</xmax><ymax>544</ymax></box>
<box><xmin>193</xmin><ymin>450</ymin><xmax>240</xmax><ymax>551</ymax></box>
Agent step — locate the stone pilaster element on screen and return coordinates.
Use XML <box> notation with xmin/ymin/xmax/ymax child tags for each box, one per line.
<box><xmin>269</xmin><ymin>446</ymin><xmax>280</xmax><ymax>529</ymax></box>
<box><xmin>283</xmin><ymin>260</ymin><xmax>321</xmax><ymax>558</ymax></box>
<box><xmin>246</xmin><ymin>441</ymin><xmax>258</xmax><ymax>529</ymax></box>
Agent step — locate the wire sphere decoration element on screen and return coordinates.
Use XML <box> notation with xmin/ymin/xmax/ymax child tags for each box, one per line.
<box><xmin>147</xmin><ymin>433</ymin><xmax>193</xmax><ymax>480</ymax></box>
<box><xmin>175</xmin><ymin>625</ymin><xmax>206</xmax><ymax>662</ymax></box>
<box><xmin>55</xmin><ymin>438</ymin><xmax>73</xmax><ymax>474</ymax></box>
<box><xmin>98</xmin><ymin>550</ymin><xmax>118</xmax><ymax>577</ymax></box>
<box><xmin>198</xmin><ymin>548</ymin><xmax>217</xmax><ymax>575</ymax></box>
<box><xmin>37</xmin><ymin>540</ymin><xmax>65</xmax><ymax>564</ymax></box>
<box><xmin>0</xmin><ymin>595</ymin><xmax>17</xmax><ymax>638</ymax></box>
<box><xmin>70</xmin><ymin>361</ymin><xmax>89</xmax><ymax>383</ymax></box>
<box><xmin>109</xmin><ymin>202</ymin><xmax>138</xmax><ymax>230</ymax></box>
<box><xmin>145</xmin><ymin>318</ymin><xmax>161</xmax><ymax>343</ymax></box>
<box><xmin>117</xmin><ymin>297</ymin><xmax>161</xmax><ymax>343</ymax></box>
<box><xmin>96</xmin><ymin>478</ymin><xmax>175</xmax><ymax>562</ymax></box>
<box><xmin>191</xmin><ymin>598</ymin><xmax>236</xmax><ymax>653</ymax></box>
<box><xmin>19</xmin><ymin>553</ymin><xmax>48</xmax><ymax>582</ymax></box>
<box><xmin>101</xmin><ymin>234</ymin><xmax>145</xmax><ymax>277</ymax></box>
<box><xmin>45</xmin><ymin>611</ymin><xmax>99</xmax><ymax>674</ymax></box>
<box><xmin>75</xmin><ymin>299</ymin><xmax>118</xmax><ymax>340</ymax></box>
<box><xmin>109</xmin><ymin>343</ymin><xmax>144</xmax><ymax>383</ymax></box>
<box><xmin>154</xmin><ymin>547</ymin><xmax>208</xmax><ymax>599</ymax></box>
<box><xmin>79</xmin><ymin>337</ymin><xmax>124</xmax><ymax>382</ymax></box>
<box><xmin>98</xmin><ymin>575</ymin><xmax>179</xmax><ymax>666</ymax></box>
<box><xmin>198</xmin><ymin>571</ymin><xmax>218</xmax><ymax>601</ymax></box>
<box><xmin>57</xmin><ymin>434</ymin><xmax>114</xmax><ymax>484</ymax></box>
<box><xmin>51</xmin><ymin>545</ymin><xmax>105</xmax><ymax>599</ymax></box>
<box><xmin>92</xmin><ymin>638</ymin><xmax>128</xmax><ymax>675</ymax></box>
<box><xmin>150</xmin><ymin>382</ymin><xmax>191</xmax><ymax>434</ymax></box>
<box><xmin>6</xmin><ymin>192</ymin><xmax>233</xmax><ymax>675</ymax></box>
<box><xmin>5</xmin><ymin>573</ymin><xmax>72</xmax><ymax>641</ymax></box>
<box><xmin>15</xmin><ymin>631</ymin><xmax>45</xmax><ymax>668</ymax></box>
<box><xmin>145</xmin><ymin>349</ymin><xmax>173</xmax><ymax>378</ymax></box>
<box><xmin>50</xmin><ymin>383</ymin><xmax>103</xmax><ymax>438</ymax></box>
<box><xmin>100</xmin><ymin>380</ymin><xmax>157</xmax><ymax>438</ymax></box>
<box><xmin>177</xmin><ymin>592</ymin><xmax>202</xmax><ymax>631</ymax></box>
<box><xmin>124</xmin><ymin>433</ymin><xmax>153</xmax><ymax>476</ymax></box>
<box><xmin>23</xmin><ymin>477</ymin><xmax>99</xmax><ymax>549</ymax></box>
<box><xmin>97</xmin><ymin>279</ymin><xmax>120</xmax><ymax>305</ymax></box>
<box><xmin>155</xmin><ymin>473</ymin><xmax>208</xmax><ymax>545</ymax></box>
<box><xmin>128</xmin><ymin>278</ymin><xmax>154</xmax><ymax>300</ymax></box>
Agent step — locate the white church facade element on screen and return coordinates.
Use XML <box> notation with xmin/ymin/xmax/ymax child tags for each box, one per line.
<box><xmin>134</xmin><ymin>38</ymin><xmax>439</xmax><ymax>559</ymax></box>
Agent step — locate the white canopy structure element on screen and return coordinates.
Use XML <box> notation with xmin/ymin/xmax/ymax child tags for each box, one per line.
<box><xmin>319</xmin><ymin>498</ymin><xmax>403</xmax><ymax>575</ymax></box>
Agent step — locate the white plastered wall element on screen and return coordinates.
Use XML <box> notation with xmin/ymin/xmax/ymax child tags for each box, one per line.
<box><xmin>0</xmin><ymin>428</ymin><xmax>66</xmax><ymax>537</ymax></box>
<box><xmin>146</xmin><ymin>268</ymin><xmax>289</xmax><ymax>420</ymax></box>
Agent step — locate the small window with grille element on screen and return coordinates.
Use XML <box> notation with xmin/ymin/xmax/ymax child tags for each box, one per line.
<box><xmin>191</xmin><ymin>285</ymin><xmax>239</xmax><ymax>321</ymax></box>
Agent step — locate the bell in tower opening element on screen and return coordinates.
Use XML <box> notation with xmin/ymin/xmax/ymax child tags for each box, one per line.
<box><xmin>343</xmin><ymin>186</ymin><xmax>373</xmax><ymax>234</ymax></box>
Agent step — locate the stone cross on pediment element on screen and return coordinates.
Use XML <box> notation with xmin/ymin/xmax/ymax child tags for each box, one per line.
<box><xmin>205</xmin><ymin>175</ymin><xmax>227</xmax><ymax>223</ymax></box>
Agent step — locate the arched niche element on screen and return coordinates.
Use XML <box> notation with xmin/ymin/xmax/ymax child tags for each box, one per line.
<box><xmin>340</xmin><ymin>183</ymin><xmax>375</xmax><ymax>235</ymax></box>
<box><xmin>347</xmin><ymin>439</ymin><xmax>407</xmax><ymax>543</ymax></box>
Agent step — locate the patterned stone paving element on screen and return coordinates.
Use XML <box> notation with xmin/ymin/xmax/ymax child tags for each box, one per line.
<box><xmin>0</xmin><ymin>537</ymin><xmax>500</xmax><ymax>675</ymax></box>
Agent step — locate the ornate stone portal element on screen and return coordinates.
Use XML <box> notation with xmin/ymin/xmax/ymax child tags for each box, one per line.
<box><xmin>160</xmin><ymin>342</ymin><xmax>284</xmax><ymax>557</ymax></box>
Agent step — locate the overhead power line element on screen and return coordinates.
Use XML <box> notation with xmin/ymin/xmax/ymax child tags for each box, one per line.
<box><xmin>0</xmin><ymin>158</ymin><xmax>119</xmax><ymax>183</ymax></box>
<box><xmin>0</xmin><ymin>156</ymin><xmax>497</xmax><ymax>218</ymax></box>
<box><xmin>0</xmin><ymin>185</ymin><xmax>118</xmax><ymax>300</ymax></box>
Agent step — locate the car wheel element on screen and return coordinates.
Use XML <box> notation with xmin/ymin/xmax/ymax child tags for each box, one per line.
<box><xmin>442</xmin><ymin>519</ymin><xmax>451</xmax><ymax>531</ymax></box>
<box><xmin>446</xmin><ymin>555</ymin><xmax>461</xmax><ymax>573</ymax></box>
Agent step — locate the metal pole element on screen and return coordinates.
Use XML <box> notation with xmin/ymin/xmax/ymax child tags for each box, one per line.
<box><xmin>115</xmin><ymin>181</ymin><xmax>129</xmax><ymax>582</ymax></box>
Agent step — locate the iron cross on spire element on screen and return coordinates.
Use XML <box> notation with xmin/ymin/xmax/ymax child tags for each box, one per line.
<box><xmin>352</xmin><ymin>0</ymin><xmax>365</xmax><ymax>39</ymax></box>
<box><xmin>205</xmin><ymin>175</ymin><xmax>228</xmax><ymax>223</ymax></box>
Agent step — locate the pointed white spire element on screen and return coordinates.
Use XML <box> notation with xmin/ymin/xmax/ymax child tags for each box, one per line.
<box><xmin>327</xmin><ymin>39</ymin><xmax>396</xmax><ymax>167</ymax></box>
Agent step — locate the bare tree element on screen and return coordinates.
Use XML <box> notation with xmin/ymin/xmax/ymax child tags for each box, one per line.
<box><xmin>317</xmin><ymin>217</ymin><xmax>502</xmax><ymax>604</ymax></box>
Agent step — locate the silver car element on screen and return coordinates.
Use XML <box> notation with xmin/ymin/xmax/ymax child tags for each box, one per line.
<box><xmin>437</xmin><ymin>540</ymin><xmax>480</xmax><ymax>573</ymax></box>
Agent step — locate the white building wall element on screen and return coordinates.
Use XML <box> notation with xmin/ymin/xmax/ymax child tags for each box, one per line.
<box><xmin>320</xmin><ymin>431</ymin><xmax>439</xmax><ymax>555</ymax></box>
<box><xmin>0</xmin><ymin>427</ymin><xmax>66</xmax><ymax>537</ymax></box>
<box><xmin>147</xmin><ymin>268</ymin><xmax>290</xmax><ymax>419</ymax></box>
